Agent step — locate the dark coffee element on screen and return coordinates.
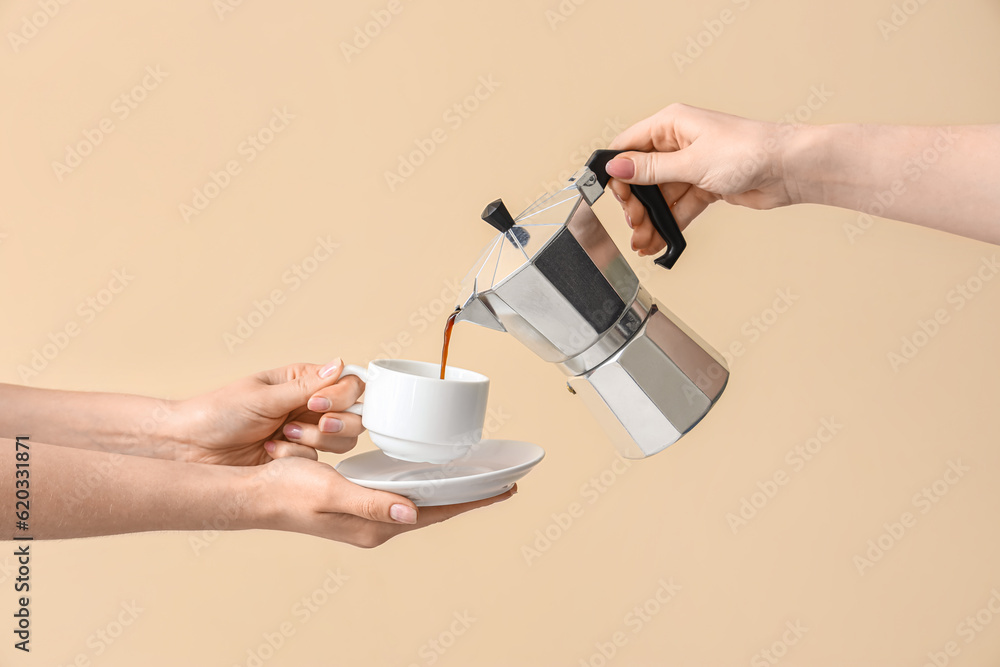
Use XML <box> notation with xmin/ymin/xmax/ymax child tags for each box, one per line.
<box><xmin>440</xmin><ymin>308</ymin><xmax>459</xmax><ymax>380</ymax></box>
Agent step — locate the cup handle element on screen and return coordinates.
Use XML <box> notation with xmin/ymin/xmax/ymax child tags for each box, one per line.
<box><xmin>339</xmin><ymin>364</ymin><xmax>367</xmax><ymax>417</ymax></box>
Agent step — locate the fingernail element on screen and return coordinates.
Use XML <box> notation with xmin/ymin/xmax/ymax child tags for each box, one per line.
<box><xmin>283</xmin><ymin>424</ymin><xmax>303</xmax><ymax>439</ymax></box>
<box><xmin>612</xmin><ymin>191</ymin><xmax>624</xmax><ymax>205</ymax></box>
<box><xmin>264</xmin><ymin>441</ymin><xmax>276</xmax><ymax>453</ymax></box>
<box><xmin>308</xmin><ymin>396</ymin><xmax>332</xmax><ymax>412</ymax></box>
<box><xmin>320</xmin><ymin>417</ymin><xmax>344</xmax><ymax>434</ymax></box>
<box><xmin>606</xmin><ymin>158</ymin><xmax>635</xmax><ymax>180</ymax></box>
<box><xmin>625</xmin><ymin>209</ymin><xmax>633</xmax><ymax>228</ymax></box>
<box><xmin>319</xmin><ymin>358</ymin><xmax>343</xmax><ymax>379</ymax></box>
<box><xmin>390</xmin><ymin>504</ymin><xmax>417</xmax><ymax>524</ymax></box>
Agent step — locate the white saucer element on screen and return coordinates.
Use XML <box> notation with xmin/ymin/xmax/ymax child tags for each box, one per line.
<box><xmin>335</xmin><ymin>440</ymin><xmax>544</xmax><ymax>507</ymax></box>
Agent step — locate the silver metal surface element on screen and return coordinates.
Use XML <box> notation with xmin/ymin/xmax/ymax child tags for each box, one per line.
<box><xmin>569</xmin><ymin>166</ymin><xmax>604</xmax><ymax>206</ymax></box>
<box><xmin>568</xmin><ymin>303</ymin><xmax>729</xmax><ymax>459</ymax></box>
<box><xmin>455</xmin><ymin>166</ymin><xmax>729</xmax><ymax>459</ymax></box>
<box><xmin>460</xmin><ymin>197</ymin><xmax>640</xmax><ymax>364</ymax></box>
<box><xmin>556</xmin><ymin>286</ymin><xmax>653</xmax><ymax>376</ymax></box>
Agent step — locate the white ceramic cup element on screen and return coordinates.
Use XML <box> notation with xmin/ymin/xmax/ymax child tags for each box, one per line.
<box><xmin>340</xmin><ymin>360</ymin><xmax>490</xmax><ymax>464</ymax></box>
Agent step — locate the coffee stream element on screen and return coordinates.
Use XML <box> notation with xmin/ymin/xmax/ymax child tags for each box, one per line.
<box><xmin>440</xmin><ymin>308</ymin><xmax>460</xmax><ymax>380</ymax></box>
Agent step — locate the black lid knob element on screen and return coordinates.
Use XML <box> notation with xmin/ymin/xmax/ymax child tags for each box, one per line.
<box><xmin>482</xmin><ymin>198</ymin><xmax>515</xmax><ymax>234</ymax></box>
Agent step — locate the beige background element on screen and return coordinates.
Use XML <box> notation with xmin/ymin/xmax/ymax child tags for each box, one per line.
<box><xmin>2</xmin><ymin>0</ymin><xmax>1000</xmax><ymax>665</ymax></box>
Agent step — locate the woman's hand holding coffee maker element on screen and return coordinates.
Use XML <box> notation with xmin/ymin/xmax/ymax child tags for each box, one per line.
<box><xmin>605</xmin><ymin>103</ymin><xmax>1000</xmax><ymax>253</ymax></box>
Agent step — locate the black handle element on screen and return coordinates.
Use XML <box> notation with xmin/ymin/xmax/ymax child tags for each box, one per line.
<box><xmin>585</xmin><ymin>149</ymin><xmax>686</xmax><ymax>269</ymax></box>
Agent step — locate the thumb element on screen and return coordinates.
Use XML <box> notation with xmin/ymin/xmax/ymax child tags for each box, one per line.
<box><xmin>339</xmin><ymin>483</ymin><xmax>419</xmax><ymax>525</ymax></box>
<box><xmin>606</xmin><ymin>149</ymin><xmax>700</xmax><ymax>187</ymax></box>
<box><xmin>261</xmin><ymin>358</ymin><xmax>344</xmax><ymax>415</ymax></box>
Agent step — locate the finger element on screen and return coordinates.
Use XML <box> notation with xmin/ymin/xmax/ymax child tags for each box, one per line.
<box><xmin>411</xmin><ymin>485</ymin><xmax>517</xmax><ymax>527</ymax></box>
<box><xmin>630</xmin><ymin>213</ymin><xmax>658</xmax><ymax>254</ymax></box>
<box><xmin>666</xmin><ymin>186</ymin><xmax>715</xmax><ymax>233</ymax></box>
<box><xmin>257</xmin><ymin>358</ymin><xmax>346</xmax><ymax>415</ymax></box>
<box><xmin>264</xmin><ymin>440</ymin><xmax>319</xmax><ymax>461</ymax></box>
<box><xmin>631</xmin><ymin>184</ymin><xmax>707</xmax><ymax>251</ymax></box>
<box><xmin>305</xmin><ymin>375</ymin><xmax>365</xmax><ymax>414</ymax></box>
<box><xmin>606</xmin><ymin>149</ymin><xmax>702</xmax><ymax>188</ymax></box>
<box><xmin>609</xmin><ymin>104</ymin><xmax>691</xmax><ymax>153</ymax></box>
<box><xmin>330</xmin><ymin>477</ymin><xmax>419</xmax><ymax>525</ymax></box>
<box><xmin>611</xmin><ymin>180</ymin><xmax>688</xmax><ymax>240</ymax></box>
<box><xmin>345</xmin><ymin>486</ymin><xmax>518</xmax><ymax>548</ymax></box>
<box><xmin>281</xmin><ymin>418</ymin><xmax>363</xmax><ymax>454</ymax></box>
<box><xmin>611</xmin><ymin>178</ymin><xmax>690</xmax><ymax>211</ymax></box>
<box><xmin>609</xmin><ymin>177</ymin><xmax>631</xmax><ymax>203</ymax></box>
<box><xmin>636</xmin><ymin>230</ymin><xmax>667</xmax><ymax>257</ymax></box>
<box><xmin>319</xmin><ymin>412</ymin><xmax>364</xmax><ymax>438</ymax></box>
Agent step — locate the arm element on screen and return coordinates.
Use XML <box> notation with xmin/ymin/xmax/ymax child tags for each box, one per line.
<box><xmin>0</xmin><ymin>359</ymin><xmax>369</xmax><ymax>465</ymax></box>
<box><xmin>0</xmin><ymin>384</ymin><xmax>186</xmax><ymax>459</ymax></box>
<box><xmin>787</xmin><ymin>123</ymin><xmax>1000</xmax><ymax>243</ymax></box>
<box><xmin>605</xmin><ymin>104</ymin><xmax>1000</xmax><ymax>251</ymax></box>
<box><xmin>0</xmin><ymin>438</ymin><xmax>513</xmax><ymax>545</ymax></box>
<box><xmin>2</xmin><ymin>438</ymin><xmax>250</xmax><ymax>539</ymax></box>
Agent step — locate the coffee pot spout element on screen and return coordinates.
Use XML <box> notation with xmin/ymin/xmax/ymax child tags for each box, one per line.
<box><xmin>453</xmin><ymin>296</ymin><xmax>506</xmax><ymax>333</ymax></box>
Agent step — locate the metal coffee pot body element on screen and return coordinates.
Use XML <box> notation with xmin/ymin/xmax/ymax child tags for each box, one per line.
<box><xmin>455</xmin><ymin>150</ymin><xmax>728</xmax><ymax>459</ymax></box>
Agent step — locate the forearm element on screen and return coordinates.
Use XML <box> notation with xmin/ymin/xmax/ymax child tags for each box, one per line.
<box><xmin>0</xmin><ymin>384</ymin><xmax>189</xmax><ymax>459</ymax></box>
<box><xmin>0</xmin><ymin>438</ymin><xmax>255</xmax><ymax>539</ymax></box>
<box><xmin>786</xmin><ymin>123</ymin><xmax>1000</xmax><ymax>244</ymax></box>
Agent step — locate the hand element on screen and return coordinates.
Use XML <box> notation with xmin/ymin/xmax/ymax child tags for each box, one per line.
<box><xmin>606</xmin><ymin>103</ymin><xmax>797</xmax><ymax>257</ymax></box>
<box><xmin>11</xmin><ymin>437</ymin><xmax>517</xmax><ymax>543</ymax></box>
<box><xmin>248</xmin><ymin>456</ymin><xmax>517</xmax><ymax>548</ymax></box>
<box><xmin>173</xmin><ymin>358</ymin><xmax>366</xmax><ymax>466</ymax></box>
